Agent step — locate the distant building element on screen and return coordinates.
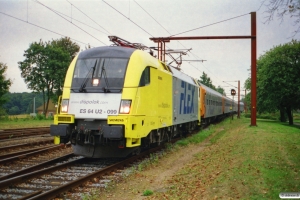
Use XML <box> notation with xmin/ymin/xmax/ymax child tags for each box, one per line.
<box><xmin>36</xmin><ymin>101</ymin><xmax>57</xmax><ymax>117</ymax></box>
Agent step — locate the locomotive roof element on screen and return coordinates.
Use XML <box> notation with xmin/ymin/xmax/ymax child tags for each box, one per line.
<box><xmin>78</xmin><ymin>46</ymin><xmax>136</xmax><ymax>59</ymax></box>
<box><xmin>172</xmin><ymin>68</ymin><xmax>197</xmax><ymax>86</ymax></box>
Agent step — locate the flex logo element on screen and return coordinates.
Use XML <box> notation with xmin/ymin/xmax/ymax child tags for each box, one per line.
<box><xmin>180</xmin><ymin>81</ymin><xmax>195</xmax><ymax>114</ymax></box>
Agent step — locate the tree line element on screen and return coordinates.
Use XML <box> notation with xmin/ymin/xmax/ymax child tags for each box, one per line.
<box><xmin>2</xmin><ymin>92</ymin><xmax>45</xmax><ymax>115</ymax></box>
<box><xmin>244</xmin><ymin>40</ymin><xmax>300</xmax><ymax>125</ymax></box>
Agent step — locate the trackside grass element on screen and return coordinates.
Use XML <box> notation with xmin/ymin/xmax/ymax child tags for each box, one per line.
<box><xmin>0</xmin><ymin>115</ymin><xmax>52</xmax><ymax>129</ymax></box>
<box><xmin>84</xmin><ymin>116</ymin><xmax>299</xmax><ymax>199</ymax></box>
<box><xmin>152</xmin><ymin>117</ymin><xmax>300</xmax><ymax>199</ymax></box>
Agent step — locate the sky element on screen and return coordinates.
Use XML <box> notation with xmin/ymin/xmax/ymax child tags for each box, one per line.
<box><xmin>0</xmin><ymin>0</ymin><xmax>299</xmax><ymax>95</ymax></box>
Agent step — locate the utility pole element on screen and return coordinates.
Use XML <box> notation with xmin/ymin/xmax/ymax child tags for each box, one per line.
<box><xmin>238</xmin><ymin>80</ymin><xmax>240</xmax><ymax>118</ymax></box>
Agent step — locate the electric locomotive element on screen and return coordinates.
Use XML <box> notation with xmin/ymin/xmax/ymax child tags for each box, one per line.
<box><xmin>50</xmin><ymin>45</ymin><xmax>199</xmax><ymax>158</ymax></box>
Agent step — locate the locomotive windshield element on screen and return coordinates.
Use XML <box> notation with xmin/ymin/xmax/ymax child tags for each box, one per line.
<box><xmin>71</xmin><ymin>57</ymin><xmax>128</xmax><ymax>93</ymax></box>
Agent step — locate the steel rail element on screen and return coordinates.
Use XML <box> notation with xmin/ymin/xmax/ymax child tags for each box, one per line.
<box><xmin>0</xmin><ymin>127</ymin><xmax>50</xmax><ymax>139</ymax></box>
<box><xmin>0</xmin><ymin>156</ymin><xmax>84</xmax><ymax>189</ymax></box>
<box><xmin>27</xmin><ymin>147</ymin><xmax>161</xmax><ymax>200</ymax></box>
<box><xmin>0</xmin><ymin>153</ymin><xmax>74</xmax><ymax>181</ymax></box>
<box><xmin>0</xmin><ymin>139</ymin><xmax>53</xmax><ymax>151</ymax></box>
<box><xmin>0</xmin><ymin>145</ymin><xmax>56</xmax><ymax>160</ymax></box>
<box><xmin>0</xmin><ymin>144</ymin><xmax>68</xmax><ymax>165</ymax></box>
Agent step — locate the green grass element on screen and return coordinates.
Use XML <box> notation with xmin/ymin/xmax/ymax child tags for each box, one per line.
<box><xmin>0</xmin><ymin>115</ymin><xmax>53</xmax><ymax>129</ymax></box>
<box><xmin>142</xmin><ymin>189</ymin><xmax>153</xmax><ymax>196</ymax></box>
<box><xmin>152</xmin><ymin>116</ymin><xmax>300</xmax><ymax>199</ymax></box>
<box><xmin>176</xmin><ymin>124</ymin><xmax>217</xmax><ymax>147</ymax></box>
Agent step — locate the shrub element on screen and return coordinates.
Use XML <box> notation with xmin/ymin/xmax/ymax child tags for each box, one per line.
<box><xmin>35</xmin><ymin>113</ymin><xmax>46</xmax><ymax>120</ymax></box>
<box><xmin>143</xmin><ymin>190</ymin><xmax>153</xmax><ymax>196</ymax></box>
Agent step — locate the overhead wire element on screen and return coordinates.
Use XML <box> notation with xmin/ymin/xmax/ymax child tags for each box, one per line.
<box><xmin>102</xmin><ymin>0</ymin><xmax>154</xmax><ymax>37</ymax></box>
<box><xmin>13</xmin><ymin>0</ymin><xmax>248</xmax><ymax>87</ymax></box>
<box><xmin>65</xmin><ymin>0</ymin><xmax>111</xmax><ymax>35</ymax></box>
<box><xmin>40</xmin><ymin>5</ymin><xmax>109</xmax><ymax>36</ymax></box>
<box><xmin>103</xmin><ymin>0</ymin><xmax>204</xmax><ymax>81</ymax></box>
<box><xmin>222</xmin><ymin>81</ymin><xmax>238</xmax><ymax>88</ymax></box>
<box><xmin>133</xmin><ymin>0</ymin><xmax>171</xmax><ymax>36</ymax></box>
<box><xmin>110</xmin><ymin>1</ymin><xmax>246</xmax><ymax>88</ymax></box>
<box><xmin>188</xmin><ymin>52</ymin><xmax>225</xmax><ymax>86</ymax></box>
<box><xmin>133</xmin><ymin>0</ymin><xmax>185</xmax><ymax>62</ymax></box>
<box><xmin>170</xmin><ymin>13</ymin><xmax>250</xmax><ymax>37</ymax></box>
<box><xmin>133</xmin><ymin>0</ymin><xmax>193</xmax><ymax>64</ymax></box>
<box><xmin>132</xmin><ymin>0</ymin><xmax>227</xmax><ymax>85</ymax></box>
<box><xmin>100</xmin><ymin>0</ymin><xmax>247</xmax><ymax>88</ymax></box>
<box><xmin>33</xmin><ymin>0</ymin><xmax>107</xmax><ymax>45</ymax></box>
<box><xmin>0</xmin><ymin>11</ymin><xmax>90</xmax><ymax>46</ymax></box>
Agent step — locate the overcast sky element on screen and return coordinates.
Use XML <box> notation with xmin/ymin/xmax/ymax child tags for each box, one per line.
<box><xmin>0</xmin><ymin>0</ymin><xmax>299</xmax><ymax>94</ymax></box>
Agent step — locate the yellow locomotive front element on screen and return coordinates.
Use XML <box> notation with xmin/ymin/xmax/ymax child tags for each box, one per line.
<box><xmin>50</xmin><ymin>46</ymin><xmax>173</xmax><ymax>157</ymax></box>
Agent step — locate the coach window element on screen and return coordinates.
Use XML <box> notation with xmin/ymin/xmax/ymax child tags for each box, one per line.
<box><xmin>139</xmin><ymin>66</ymin><xmax>150</xmax><ymax>87</ymax></box>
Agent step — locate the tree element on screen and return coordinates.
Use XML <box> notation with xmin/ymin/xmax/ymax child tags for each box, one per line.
<box><xmin>256</xmin><ymin>40</ymin><xmax>300</xmax><ymax>124</ymax></box>
<box><xmin>198</xmin><ymin>72</ymin><xmax>216</xmax><ymax>90</ymax></box>
<box><xmin>264</xmin><ymin>0</ymin><xmax>300</xmax><ymax>34</ymax></box>
<box><xmin>50</xmin><ymin>37</ymin><xmax>80</xmax><ymax>103</ymax></box>
<box><xmin>198</xmin><ymin>72</ymin><xmax>225</xmax><ymax>95</ymax></box>
<box><xmin>0</xmin><ymin>62</ymin><xmax>12</xmax><ymax>116</ymax></box>
<box><xmin>18</xmin><ymin>37</ymin><xmax>80</xmax><ymax>115</ymax></box>
<box><xmin>243</xmin><ymin>77</ymin><xmax>251</xmax><ymax>112</ymax></box>
<box><xmin>216</xmin><ymin>86</ymin><xmax>226</xmax><ymax>96</ymax></box>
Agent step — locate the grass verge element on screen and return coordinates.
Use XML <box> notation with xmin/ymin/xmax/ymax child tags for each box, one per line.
<box><xmin>152</xmin><ymin>117</ymin><xmax>300</xmax><ymax>199</ymax></box>
<box><xmin>0</xmin><ymin>115</ymin><xmax>53</xmax><ymax>129</ymax></box>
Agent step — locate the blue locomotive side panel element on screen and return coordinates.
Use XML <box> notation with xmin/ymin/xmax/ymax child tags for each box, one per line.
<box><xmin>172</xmin><ymin>70</ymin><xmax>198</xmax><ymax>125</ymax></box>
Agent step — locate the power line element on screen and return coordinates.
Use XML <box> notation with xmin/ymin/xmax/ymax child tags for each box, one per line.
<box><xmin>0</xmin><ymin>11</ymin><xmax>90</xmax><ymax>46</ymax></box>
<box><xmin>131</xmin><ymin>0</ymin><xmax>221</xmax><ymax>82</ymax></box>
<box><xmin>132</xmin><ymin>1</ymin><xmax>231</xmax><ymax>87</ymax></box>
<box><xmin>133</xmin><ymin>0</ymin><xmax>171</xmax><ymax>35</ymax></box>
<box><xmin>133</xmin><ymin>2</ymin><xmax>245</xmax><ymax>87</ymax></box>
<box><xmin>170</xmin><ymin>13</ymin><xmax>250</xmax><ymax>37</ymax></box>
<box><xmin>40</xmin><ymin>4</ymin><xmax>109</xmax><ymax>36</ymax></box>
<box><xmin>223</xmin><ymin>81</ymin><xmax>238</xmax><ymax>88</ymax></box>
<box><xmin>132</xmin><ymin>0</ymin><xmax>190</xmax><ymax>62</ymax></box>
<box><xmin>66</xmin><ymin>0</ymin><xmax>111</xmax><ymax>35</ymax></box>
<box><xmin>102</xmin><ymin>0</ymin><xmax>154</xmax><ymax>37</ymax></box>
<box><xmin>133</xmin><ymin>1</ymin><xmax>192</xmax><ymax>53</ymax></box>
<box><xmin>33</xmin><ymin>0</ymin><xmax>107</xmax><ymax>45</ymax></box>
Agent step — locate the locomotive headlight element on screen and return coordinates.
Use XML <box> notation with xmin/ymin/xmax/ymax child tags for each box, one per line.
<box><xmin>61</xmin><ymin>99</ymin><xmax>69</xmax><ymax>113</ymax></box>
<box><xmin>92</xmin><ymin>78</ymin><xmax>99</xmax><ymax>86</ymax></box>
<box><xmin>119</xmin><ymin>100</ymin><xmax>131</xmax><ymax>114</ymax></box>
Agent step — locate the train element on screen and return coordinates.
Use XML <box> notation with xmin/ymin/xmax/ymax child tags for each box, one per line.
<box><xmin>50</xmin><ymin>38</ymin><xmax>244</xmax><ymax>158</ymax></box>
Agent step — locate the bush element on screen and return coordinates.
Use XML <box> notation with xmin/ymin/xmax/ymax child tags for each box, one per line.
<box><xmin>244</xmin><ymin>112</ymin><xmax>279</xmax><ymax>121</ymax></box>
<box><xmin>35</xmin><ymin>113</ymin><xmax>46</xmax><ymax>120</ymax></box>
<box><xmin>47</xmin><ymin>115</ymin><xmax>54</xmax><ymax>120</ymax></box>
<box><xmin>143</xmin><ymin>190</ymin><xmax>153</xmax><ymax>196</ymax></box>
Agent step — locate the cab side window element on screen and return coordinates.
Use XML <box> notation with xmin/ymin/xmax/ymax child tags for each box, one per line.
<box><xmin>139</xmin><ymin>66</ymin><xmax>150</xmax><ymax>86</ymax></box>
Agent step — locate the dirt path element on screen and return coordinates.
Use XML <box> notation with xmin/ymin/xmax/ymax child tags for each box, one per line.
<box><xmin>97</xmin><ymin>127</ymin><xmax>223</xmax><ymax>200</ymax></box>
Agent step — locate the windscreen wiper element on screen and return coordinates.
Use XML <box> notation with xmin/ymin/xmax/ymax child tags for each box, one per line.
<box><xmin>79</xmin><ymin>60</ymin><xmax>97</xmax><ymax>92</ymax></box>
<box><xmin>100</xmin><ymin>61</ymin><xmax>110</xmax><ymax>93</ymax></box>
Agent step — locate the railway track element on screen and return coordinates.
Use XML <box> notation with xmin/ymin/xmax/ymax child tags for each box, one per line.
<box><xmin>0</xmin><ymin>144</ymin><xmax>72</xmax><ymax>180</ymax></box>
<box><xmin>0</xmin><ymin>139</ymin><xmax>53</xmax><ymax>156</ymax></box>
<box><xmin>0</xmin><ymin>144</ymin><xmax>164</xmax><ymax>199</ymax></box>
<box><xmin>0</xmin><ymin>127</ymin><xmax>50</xmax><ymax>140</ymax></box>
<box><xmin>0</xmin><ymin>125</ymin><xmax>207</xmax><ymax>199</ymax></box>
